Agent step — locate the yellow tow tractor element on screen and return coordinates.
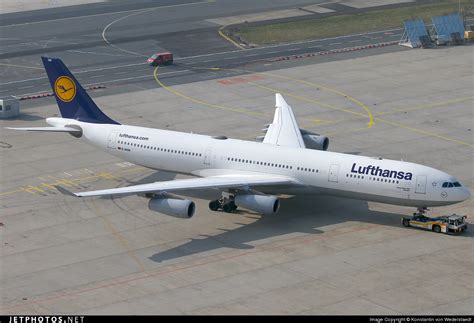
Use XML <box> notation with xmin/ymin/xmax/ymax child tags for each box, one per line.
<box><xmin>401</xmin><ymin>208</ymin><xmax>468</xmax><ymax>234</ymax></box>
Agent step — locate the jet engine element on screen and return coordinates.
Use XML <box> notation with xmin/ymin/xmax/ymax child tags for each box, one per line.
<box><xmin>234</xmin><ymin>194</ymin><xmax>280</xmax><ymax>215</ymax></box>
<box><xmin>148</xmin><ymin>197</ymin><xmax>195</xmax><ymax>218</ymax></box>
<box><xmin>300</xmin><ymin>129</ymin><xmax>329</xmax><ymax>151</ymax></box>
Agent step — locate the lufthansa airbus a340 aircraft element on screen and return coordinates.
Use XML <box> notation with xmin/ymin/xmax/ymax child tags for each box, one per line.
<box><xmin>8</xmin><ymin>57</ymin><xmax>471</xmax><ymax>218</ymax></box>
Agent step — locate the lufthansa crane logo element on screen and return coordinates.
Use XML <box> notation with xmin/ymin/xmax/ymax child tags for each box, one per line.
<box><xmin>54</xmin><ymin>76</ymin><xmax>76</xmax><ymax>102</ymax></box>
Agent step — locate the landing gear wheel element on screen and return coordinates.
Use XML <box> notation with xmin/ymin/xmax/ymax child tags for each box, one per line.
<box><xmin>223</xmin><ymin>201</ymin><xmax>235</xmax><ymax>213</ymax></box>
<box><xmin>402</xmin><ymin>219</ymin><xmax>410</xmax><ymax>227</ymax></box>
<box><xmin>433</xmin><ymin>225</ymin><xmax>441</xmax><ymax>233</ymax></box>
<box><xmin>209</xmin><ymin>200</ymin><xmax>220</xmax><ymax>211</ymax></box>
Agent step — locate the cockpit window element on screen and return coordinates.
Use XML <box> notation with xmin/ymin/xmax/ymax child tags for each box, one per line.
<box><xmin>442</xmin><ymin>182</ymin><xmax>462</xmax><ymax>188</ymax></box>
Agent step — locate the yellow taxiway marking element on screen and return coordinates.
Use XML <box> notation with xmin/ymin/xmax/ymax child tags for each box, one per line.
<box><xmin>0</xmin><ymin>188</ymin><xmax>27</xmax><ymax>197</ymax></box>
<box><xmin>89</xmin><ymin>199</ymin><xmax>147</xmax><ymax>272</ymax></box>
<box><xmin>0</xmin><ymin>166</ymin><xmax>147</xmax><ymax>199</ymax></box>
<box><xmin>41</xmin><ymin>182</ymin><xmax>57</xmax><ymax>190</ymax></box>
<box><xmin>374</xmin><ymin>95</ymin><xmax>474</xmax><ymax>117</ymax></box>
<box><xmin>20</xmin><ymin>187</ymin><xmax>37</xmax><ymax>195</ymax></box>
<box><xmin>26</xmin><ymin>185</ymin><xmax>46</xmax><ymax>193</ymax></box>
<box><xmin>97</xmin><ymin>172</ymin><xmax>119</xmax><ymax>180</ymax></box>
<box><xmin>216</xmin><ymin>11</ymin><xmax>276</xmax><ymax>50</ymax></box>
<box><xmin>375</xmin><ymin>117</ymin><xmax>474</xmax><ymax>148</ymax></box>
<box><xmin>252</xmin><ymin>81</ymin><xmax>473</xmax><ymax>148</ymax></box>
<box><xmin>153</xmin><ymin>66</ymin><xmax>264</xmax><ymax>118</ymax></box>
<box><xmin>248</xmin><ymin>82</ymin><xmax>369</xmax><ymax>120</ymax></box>
<box><xmin>155</xmin><ymin>66</ymin><xmax>335</xmax><ymax>125</ymax></box>
<box><xmin>206</xmin><ymin>67</ymin><xmax>473</xmax><ymax>148</ymax></box>
<box><xmin>248</xmin><ymin>69</ymin><xmax>374</xmax><ymax>128</ymax></box>
<box><xmin>218</xmin><ymin>26</ymin><xmax>246</xmax><ymax>50</ymax></box>
<box><xmin>54</xmin><ymin>179</ymin><xmax>75</xmax><ymax>188</ymax></box>
<box><xmin>195</xmin><ymin>66</ymin><xmax>374</xmax><ymax>128</ymax></box>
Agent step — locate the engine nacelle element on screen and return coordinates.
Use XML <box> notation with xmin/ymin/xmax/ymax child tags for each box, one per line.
<box><xmin>148</xmin><ymin>198</ymin><xmax>195</xmax><ymax>218</ymax></box>
<box><xmin>300</xmin><ymin>129</ymin><xmax>329</xmax><ymax>151</ymax></box>
<box><xmin>234</xmin><ymin>194</ymin><xmax>280</xmax><ymax>215</ymax></box>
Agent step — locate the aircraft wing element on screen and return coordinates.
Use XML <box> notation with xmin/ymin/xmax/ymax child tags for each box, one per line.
<box><xmin>70</xmin><ymin>174</ymin><xmax>301</xmax><ymax>197</ymax></box>
<box><xmin>262</xmin><ymin>93</ymin><xmax>306</xmax><ymax>148</ymax></box>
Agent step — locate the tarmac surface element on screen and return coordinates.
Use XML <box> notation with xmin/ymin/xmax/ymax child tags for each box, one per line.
<box><xmin>0</xmin><ymin>0</ymin><xmax>410</xmax><ymax>98</ymax></box>
<box><xmin>0</xmin><ymin>43</ymin><xmax>472</xmax><ymax>314</ymax></box>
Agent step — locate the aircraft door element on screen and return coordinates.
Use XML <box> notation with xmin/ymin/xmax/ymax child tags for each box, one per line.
<box><xmin>415</xmin><ymin>175</ymin><xmax>427</xmax><ymax>194</ymax></box>
<box><xmin>204</xmin><ymin>148</ymin><xmax>212</xmax><ymax>165</ymax></box>
<box><xmin>107</xmin><ymin>131</ymin><xmax>118</xmax><ymax>149</ymax></box>
<box><xmin>328</xmin><ymin>164</ymin><xmax>339</xmax><ymax>183</ymax></box>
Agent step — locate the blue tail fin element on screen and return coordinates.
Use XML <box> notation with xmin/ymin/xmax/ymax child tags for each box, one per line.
<box><xmin>41</xmin><ymin>56</ymin><xmax>119</xmax><ymax>125</ymax></box>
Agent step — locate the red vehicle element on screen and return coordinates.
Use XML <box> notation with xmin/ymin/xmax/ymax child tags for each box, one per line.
<box><xmin>147</xmin><ymin>52</ymin><xmax>173</xmax><ymax>66</ymax></box>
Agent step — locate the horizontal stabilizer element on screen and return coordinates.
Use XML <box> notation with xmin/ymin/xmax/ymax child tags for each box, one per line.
<box><xmin>6</xmin><ymin>126</ymin><xmax>82</xmax><ymax>133</ymax></box>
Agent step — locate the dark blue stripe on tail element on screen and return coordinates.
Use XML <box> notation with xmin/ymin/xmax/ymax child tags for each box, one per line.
<box><xmin>41</xmin><ymin>56</ymin><xmax>119</xmax><ymax>125</ymax></box>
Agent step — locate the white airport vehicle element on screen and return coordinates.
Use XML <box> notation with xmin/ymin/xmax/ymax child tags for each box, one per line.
<box><xmin>7</xmin><ymin>57</ymin><xmax>471</xmax><ymax>218</ymax></box>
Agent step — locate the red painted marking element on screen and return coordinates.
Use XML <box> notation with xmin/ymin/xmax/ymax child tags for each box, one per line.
<box><xmin>218</xmin><ymin>74</ymin><xmax>264</xmax><ymax>85</ymax></box>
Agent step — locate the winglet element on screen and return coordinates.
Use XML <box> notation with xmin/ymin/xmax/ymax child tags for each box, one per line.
<box><xmin>275</xmin><ymin>93</ymin><xmax>287</xmax><ymax>107</ymax></box>
<box><xmin>54</xmin><ymin>185</ymin><xmax>78</xmax><ymax>197</ymax></box>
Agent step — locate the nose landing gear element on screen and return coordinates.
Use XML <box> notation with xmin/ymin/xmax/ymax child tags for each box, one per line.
<box><xmin>413</xmin><ymin>206</ymin><xmax>429</xmax><ymax>216</ymax></box>
<box><xmin>209</xmin><ymin>195</ymin><xmax>238</xmax><ymax>213</ymax></box>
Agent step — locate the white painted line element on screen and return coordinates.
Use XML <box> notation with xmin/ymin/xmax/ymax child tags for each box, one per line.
<box><xmin>329</xmin><ymin>42</ymin><xmax>342</xmax><ymax>45</ymax></box>
<box><xmin>179</xmin><ymin>26</ymin><xmax>411</xmax><ymax>61</ymax></box>
<box><xmin>102</xmin><ymin>8</ymin><xmax>154</xmax><ymax>57</ymax></box>
<box><xmin>349</xmin><ymin>39</ymin><xmax>361</xmax><ymax>43</ymax></box>
<box><xmin>0</xmin><ymin>62</ymin><xmax>147</xmax><ymax>86</ymax></box>
<box><xmin>0</xmin><ymin>76</ymin><xmax>45</xmax><ymax>86</ymax></box>
<box><xmin>67</xmin><ymin>50</ymin><xmax>131</xmax><ymax>57</ymax></box>
<box><xmin>90</xmin><ymin>74</ymin><xmax>105</xmax><ymax>79</ymax></box>
<box><xmin>15</xmin><ymin>69</ymin><xmax>191</xmax><ymax>96</ymax></box>
<box><xmin>114</xmin><ymin>71</ymin><xmax>129</xmax><ymax>75</ymax></box>
<box><xmin>18</xmin><ymin>85</ymin><xmax>34</xmax><ymax>89</ymax></box>
<box><xmin>83</xmin><ymin>70</ymin><xmax>189</xmax><ymax>85</ymax></box>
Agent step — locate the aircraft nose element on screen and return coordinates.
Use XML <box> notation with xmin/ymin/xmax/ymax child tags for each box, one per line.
<box><xmin>461</xmin><ymin>187</ymin><xmax>471</xmax><ymax>201</ymax></box>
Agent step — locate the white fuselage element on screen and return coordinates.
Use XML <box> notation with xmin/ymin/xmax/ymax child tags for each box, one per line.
<box><xmin>49</xmin><ymin>118</ymin><xmax>470</xmax><ymax>207</ymax></box>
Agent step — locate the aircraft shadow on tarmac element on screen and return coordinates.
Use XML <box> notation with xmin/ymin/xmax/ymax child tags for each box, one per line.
<box><xmin>149</xmin><ymin>193</ymin><xmax>463</xmax><ymax>264</ymax></box>
<box><xmin>85</xmin><ymin>170</ymin><xmax>471</xmax><ymax>263</ymax></box>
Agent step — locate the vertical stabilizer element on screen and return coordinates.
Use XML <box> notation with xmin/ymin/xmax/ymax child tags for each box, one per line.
<box><xmin>41</xmin><ymin>56</ymin><xmax>119</xmax><ymax>124</ymax></box>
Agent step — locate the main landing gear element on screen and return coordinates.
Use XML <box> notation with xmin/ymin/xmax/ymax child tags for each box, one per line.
<box><xmin>209</xmin><ymin>195</ymin><xmax>238</xmax><ymax>213</ymax></box>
